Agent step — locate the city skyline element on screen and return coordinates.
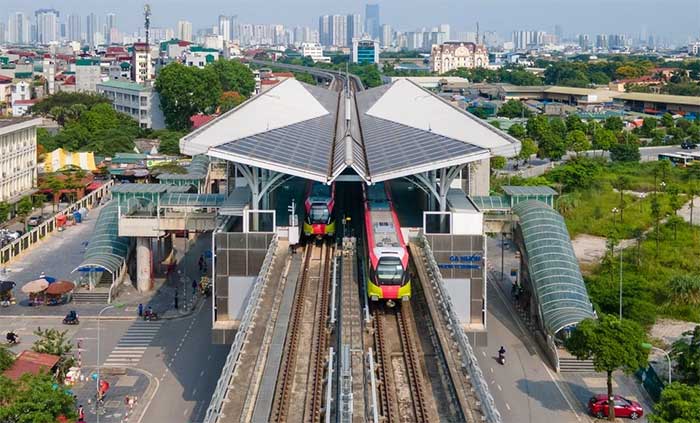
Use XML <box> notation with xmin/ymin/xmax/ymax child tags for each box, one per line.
<box><xmin>1</xmin><ymin>0</ymin><xmax>698</xmax><ymax>44</ymax></box>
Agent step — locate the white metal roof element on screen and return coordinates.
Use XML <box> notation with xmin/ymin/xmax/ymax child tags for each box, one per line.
<box><xmin>180</xmin><ymin>78</ymin><xmax>332</xmax><ymax>155</ymax></box>
<box><xmin>364</xmin><ymin>78</ymin><xmax>521</xmax><ymax>157</ymax></box>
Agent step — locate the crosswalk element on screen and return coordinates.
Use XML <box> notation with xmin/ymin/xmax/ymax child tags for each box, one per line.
<box><xmin>103</xmin><ymin>321</ymin><xmax>162</xmax><ymax>366</ymax></box>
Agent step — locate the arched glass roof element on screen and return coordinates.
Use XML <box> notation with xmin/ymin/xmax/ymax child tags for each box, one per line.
<box><xmin>73</xmin><ymin>201</ymin><xmax>129</xmax><ymax>275</ymax></box>
<box><xmin>512</xmin><ymin>200</ymin><xmax>594</xmax><ymax>335</ymax></box>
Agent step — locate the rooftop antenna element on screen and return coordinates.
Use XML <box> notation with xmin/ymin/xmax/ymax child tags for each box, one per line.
<box><xmin>144</xmin><ymin>4</ymin><xmax>152</xmax><ymax>46</ymax></box>
<box><xmin>476</xmin><ymin>21</ymin><xmax>480</xmax><ymax>45</ymax></box>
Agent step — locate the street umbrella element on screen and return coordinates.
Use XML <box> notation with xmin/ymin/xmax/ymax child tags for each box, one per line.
<box><xmin>45</xmin><ymin>281</ymin><xmax>75</xmax><ymax>295</ymax></box>
<box><xmin>0</xmin><ymin>281</ymin><xmax>15</xmax><ymax>293</ymax></box>
<box><xmin>21</xmin><ymin>279</ymin><xmax>50</xmax><ymax>294</ymax></box>
<box><xmin>43</xmin><ymin>276</ymin><xmax>57</xmax><ymax>283</ymax></box>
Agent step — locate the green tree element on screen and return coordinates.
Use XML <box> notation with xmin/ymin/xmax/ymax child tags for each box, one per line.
<box><xmin>604</xmin><ymin>116</ymin><xmax>624</xmax><ymax>132</ymax></box>
<box><xmin>687</xmin><ymin>124</ymin><xmax>700</xmax><ymax>143</ymax></box>
<box><xmin>650</xmin><ymin>194</ymin><xmax>662</xmax><ymax>257</ymax></box>
<box><xmin>0</xmin><ymin>373</ymin><xmax>77</xmax><ymax>423</ymax></box>
<box><xmin>208</xmin><ymin>58</ymin><xmax>255</xmax><ymax>97</ymax></box>
<box><xmin>0</xmin><ymin>202</ymin><xmax>10</xmax><ymax>224</ymax></box>
<box><xmin>566</xmin><ymin>114</ymin><xmax>586</xmax><ymax>133</ymax></box>
<box><xmin>154</xmin><ymin>130</ymin><xmax>185</xmax><ymax>156</ymax></box>
<box><xmin>31</xmin><ymin>328</ymin><xmax>75</xmax><ymax>381</ymax></box>
<box><xmin>648</xmin><ymin>382</ymin><xmax>700</xmax><ymax>423</ymax></box>
<box><xmin>641</xmin><ymin>117</ymin><xmax>658</xmax><ymax>137</ymax></box>
<box><xmin>592</xmin><ymin>129</ymin><xmax>616</xmax><ymax>153</ymax></box>
<box><xmin>661</xmin><ymin>112</ymin><xmax>674</xmax><ymax>129</ymax></box>
<box><xmin>16</xmin><ymin>196</ymin><xmax>33</xmax><ymax>232</ymax></box>
<box><xmin>549</xmin><ymin>117</ymin><xmax>568</xmax><ymax>140</ymax></box>
<box><xmin>537</xmin><ymin>131</ymin><xmax>567</xmax><ymax>161</ymax></box>
<box><xmin>518</xmin><ymin>138</ymin><xmax>537</xmax><ymax>163</ymax></box>
<box><xmin>491</xmin><ymin>156</ymin><xmax>506</xmax><ymax>171</ymax></box>
<box><xmin>497</xmin><ymin>99</ymin><xmax>530</xmax><ymax>118</ymax></box>
<box><xmin>0</xmin><ymin>345</ymin><xmax>13</xmax><ymax>372</ymax></box>
<box><xmin>566</xmin><ymin>129</ymin><xmax>591</xmax><ymax>156</ymax></box>
<box><xmin>526</xmin><ymin>115</ymin><xmax>550</xmax><ymax>141</ymax></box>
<box><xmin>609</xmin><ymin>142</ymin><xmax>640</xmax><ymax>162</ymax></box>
<box><xmin>565</xmin><ymin>315</ymin><xmax>648</xmax><ymax>421</ymax></box>
<box><xmin>30</xmin><ymin>91</ymin><xmax>109</xmax><ymax>116</ymax></box>
<box><xmin>219</xmin><ymin>91</ymin><xmax>245</xmax><ymax>113</ymax></box>
<box><xmin>507</xmin><ymin>123</ymin><xmax>525</xmax><ymax>139</ymax></box>
<box><xmin>612</xmin><ymin>175</ymin><xmax>630</xmax><ymax>222</ymax></box>
<box><xmin>670</xmin><ymin>326</ymin><xmax>700</xmax><ymax>384</ymax></box>
<box><xmin>155</xmin><ymin>62</ymin><xmax>222</xmax><ymax>130</ymax></box>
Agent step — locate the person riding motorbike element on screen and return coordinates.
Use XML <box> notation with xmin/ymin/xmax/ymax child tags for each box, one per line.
<box><xmin>6</xmin><ymin>331</ymin><xmax>19</xmax><ymax>345</ymax></box>
<box><xmin>498</xmin><ymin>346</ymin><xmax>506</xmax><ymax>364</ymax></box>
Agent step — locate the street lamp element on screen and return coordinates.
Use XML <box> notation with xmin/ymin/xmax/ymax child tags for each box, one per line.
<box><xmin>660</xmin><ymin>181</ymin><xmax>667</xmax><ymax>192</ymax></box>
<box><xmin>641</xmin><ymin>343</ymin><xmax>672</xmax><ymax>385</ymax></box>
<box><xmin>96</xmin><ymin>303</ymin><xmax>124</xmax><ymax>422</ymax></box>
<box><xmin>612</xmin><ymin>207</ymin><xmax>619</xmax><ymax>225</ymax></box>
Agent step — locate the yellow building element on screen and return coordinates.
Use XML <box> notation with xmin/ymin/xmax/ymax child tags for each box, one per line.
<box><xmin>44</xmin><ymin>148</ymin><xmax>97</xmax><ymax>172</ymax></box>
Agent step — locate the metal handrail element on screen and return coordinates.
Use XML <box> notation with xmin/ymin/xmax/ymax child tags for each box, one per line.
<box><xmin>203</xmin><ymin>234</ymin><xmax>279</xmax><ymax>423</ymax></box>
<box><xmin>419</xmin><ymin>234</ymin><xmax>503</xmax><ymax>423</ymax></box>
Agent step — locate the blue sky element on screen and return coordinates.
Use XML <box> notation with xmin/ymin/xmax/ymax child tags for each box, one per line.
<box><xmin>2</xmin><ymin>0</ymin><xmax>699</xmax><ymax>42</ymax></box>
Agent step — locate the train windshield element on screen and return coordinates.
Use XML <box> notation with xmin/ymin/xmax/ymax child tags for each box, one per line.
<box><xmin>310</xmin><ymin>205</ymin><xmax>330</xmax><ymax>224</ymax></box>
<box><xmin>376</xmin><ymin>257</ymin><xmax>403</xmax><ymax>285</ymax></box>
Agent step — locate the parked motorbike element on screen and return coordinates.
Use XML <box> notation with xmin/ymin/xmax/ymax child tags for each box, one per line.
<box><xmin>5</xmin><ymin>332</ymin><xmax>20</xmax><ymax>345</ymax></box>
<box><xmin>143</xmin><ymin>310</ymin><xmax>159</xmax><ymax>321</ymax></box>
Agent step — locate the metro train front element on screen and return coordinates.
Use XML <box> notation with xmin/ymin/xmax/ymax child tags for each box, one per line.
<box><xmin>363</xmin><ymin>183</ymin><xmax>411</xmax><ymax>306</ymax></box>
<box><xmin>303</xmin><ymin>181</ymin><xmax>336</xmax><ymax>238</ymax></box>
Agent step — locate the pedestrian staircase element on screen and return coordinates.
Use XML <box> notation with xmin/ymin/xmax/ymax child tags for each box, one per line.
<box><xmin>559</xmin><ymin>354</ymin><xmax>596</xmax><ymax>372</ymax></box>
<box><xmin>71</xmin><ymin>287</ymin><xmax>110</xmax><ymax>304</ymax></box>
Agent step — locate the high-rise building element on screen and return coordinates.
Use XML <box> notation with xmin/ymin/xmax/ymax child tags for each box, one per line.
<box><xmin>218</xmin><ymin>15</ymin><xmax>231</xmax><ymax>42</ymax></box>
<box><xmin>347</xmin><ymin>14</ymin><xmax>362</xmax><ymax>44</ymax></box>
<box><xmin>131</xmin><ymin>42</ymin><xmax>152</xmax><ymax>84</ymax></box>
<box><xmin>104</xmin><ymin>13</ymin><xmax>116</xmax><ymax>43</ymax></box>
<box><xmin>318</xmin><ymin>15</ymin><xmax>331</xmax><ymax>46</ymax></box>
<box><xmin>365</xmin><ymin>3</ymin><xmax>380</xmax><ymax>39</ymax></box>
<box><xmin>8</xmin><ymin>13</ymin><xmax>30</xmax><ymax>44</ymax></box>
<box><xmin>380</xmin><ymin>24</ymin><xmax>392</xmax><ymax>48</ymax></box>
<box><xmin>330</xmin><ymin>15</ymin><xmax>347</xmax><ymax>47</ymax></box>
<box><xmin>230</xmin><ymin>15</ymin><xmax>239</xmax><ymax>40</ymax></box>
<box><xmin>177</xmin><ymin>20</ymin><xmax>193</xmax><ymax>42</ymax></box>
<box><xmin>439</xmin><ymin>24</ymin><xmax>451</xmax><ymax>41</ymax></box>
<box><xmin>352</xmin><ymin>39</ymin><xmax>379</xmax><ymax>64</ymax></box>
<box><xmin>578</xmin><ymin>34</ymin><xmax>590</xmax><ymax>50</ymax></box>
<box><xmin>0</xmin><ymin>23</ymin><xmax>5</xmax><ymax>44</ymax></box>
<box><xmin>512</xmin><ymin>30</ymin><xmax>546</xmax><ymax>50</ymax></box>
<box><xmin>554</xmin><ymin>24</ymin><xmax>563</xmax><ymax>43</ymax></box>
<box><xmin>596</xmin><ymin>34</ymin><xmax>608</xmax><ymax>50</ymax></box>
<box><xmin>68</xmin><ymin>14</ymin><xmax>81</xmax><ymax>43</ymax></box>
<box><xmin>86</xmin><ymin>13</ymin><xmax>98</xmax><ymax>47</ymax></box>
<box><xmin>35</xmin><ymin>9</ymin><xmax>59</xmax><ymax>44</ymax></box>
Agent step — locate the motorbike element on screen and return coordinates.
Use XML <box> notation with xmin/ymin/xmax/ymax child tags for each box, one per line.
<box><xmin>63</xmin><ymin>310</ymin><xmax>80</xmax><ymax>325</ymax></box>
<box><xmin>5</xmin><ymin>332</ymin><xmax>20</xmax><ymax>345</ymax></box>
<box><xmin>497</xmin><ymin>347</ymin><xmax>506</xmax><ymax>365</ymax></box>
<box><xmin>143</xmin><ymin>310</ymin><xmax>159</xmax><ymax>321</ymax></box>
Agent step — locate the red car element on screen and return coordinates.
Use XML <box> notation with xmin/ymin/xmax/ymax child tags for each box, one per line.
<box><xmin>588</xmin><ymin>394</ymin><xmax>643</xmax><ymax>420</ymax></box>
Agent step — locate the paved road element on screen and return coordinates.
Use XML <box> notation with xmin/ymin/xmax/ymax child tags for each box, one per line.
<box><xmin>482</xmin><ymin>236</ymin><xmax>654</xmax><ymax>422</ymax></box>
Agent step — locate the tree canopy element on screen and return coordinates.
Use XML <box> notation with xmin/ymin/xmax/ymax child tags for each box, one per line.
<box><xmin>565</xmin><ymin>314</ymin><xmax>648</xmax><ymax>420</ymax></box>
<box><xmin>30</xmin><ymin>92</ymin><xmax>109</xmax><ymax>116</ymax></box>
<box><xmin>0</xmin><ymin>373</ymin><xmax>77</xmax><ymax>423</ymax></box>
<box><xmin>671</xmin><ymin>325</ymin><xmax>700</xmax><ymax>385</ymax></box>
<box><xmin>648</xmin><ymin>382</ymin><xmax>700</xmax><ymax>423</ymax></box>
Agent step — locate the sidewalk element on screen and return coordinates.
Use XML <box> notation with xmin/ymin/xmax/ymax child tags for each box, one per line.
<box><xmin>70</xmin><ymin>366</ymin><xmax>156</xmax><ymax>423</ymax></box>
<box><xmin>0</xmin><ymin>233</ymin><xmax>212</xmax><ymax>321</ymax></box>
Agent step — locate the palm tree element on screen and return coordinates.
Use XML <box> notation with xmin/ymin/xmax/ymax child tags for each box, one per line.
<box><xmin>49</xmin><ymin>106</ymin><xmax>67</xmax><ymax>126</ymax></box>
<box><xmin>67</xmin><ymin>104</ymin><xmax>87</xmax><ymax>121</ymax></box>
<box><xmin>650</xmin><ymin>194</ymin><xmax>662</xmax><ymax>258</ymax></box>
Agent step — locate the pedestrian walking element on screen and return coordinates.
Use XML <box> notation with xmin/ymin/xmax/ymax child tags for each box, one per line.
<box><xmin>174</xmin><ymin>291</ymin><xmax>179</xmax><ymax>309</ymax></box>
<box><xmin>77</xmin><ymin>405</ymin><xmax>85</xmax><ymax>422</ymax></box>
<box><xmin>137</xmin><ymin>303</ymin><xmax>143</xmax><ymax>317</ymax></box>
<box><xmin>192</xmin><ymin>279</ymin><xmax>197</xmax><ymax>295</ymax></box>
<box><xmin>198</xmin><ymin>255</ymin><xmax>204</xmax><ymax>272</ymax></box>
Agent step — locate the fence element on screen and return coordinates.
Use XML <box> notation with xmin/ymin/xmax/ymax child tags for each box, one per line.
<box><xmin>0</xmin><ymin>180</ymin><xmax>113</xmax><ymax>265</ymax></box>
<box><xmin>636</xmin><ymin>365</ymin><xmax>665</xmax><ymax>402</ymax></box>
<box><xmin>420</xmin><ymin>234</ymin><xmax>502</xmax><ymax>423</ymax></box>
<box><xmin>203</xmin><ymin>234</ymin><xmax>278</xmax><ymax>423</ymax></box>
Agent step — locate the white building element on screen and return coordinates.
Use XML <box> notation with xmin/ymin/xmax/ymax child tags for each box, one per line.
<box><xmin>97</xmin><ymin>80</ymin><xmax>165</xmax><ymax>129</ymax></box>
<box><xmin>300</xmin><ymin>42</ymin><xmax>330</xmax><ymax>63</ymax></box>
<box><xmin>430</xmin><ymin>42</ymin><xmax>489</xmax><ymax>74</ymax></box>
<box><xmin>131</xmin><ymin>43</ymin><xmax>152</xmax><ymax>84</ymax></box>
<box><xmin>177</xmin><ymin>20</ymin><xmax>193</xmax><ymax>42</ymax></box>
<box><xmin>689</xmin><ymin>41</ymin><xmax>700</xmax><ymax>56</ymax></box>
<box><xmin>0</xmin><ymin>118</ymin><xmax>40</xmax><ymax>203</ymax></box>
<box><xmin>75</xmin><ymin>58</ymin><xmax>102</xmax><ymax>92</ymax></box>
<box><xmin>218</xmin><ymin>15</ymin><xmax>231</xmax><ymax>42</ymax></box>
<box><xmin>35</xmin><ymin>9</ymin><xmax>60</xmax><ymax>44</ymax></box>
<box><xmin>184</xmin><ymin>47</ymin><xmax>220</xmax><ymax>68</ymax></box>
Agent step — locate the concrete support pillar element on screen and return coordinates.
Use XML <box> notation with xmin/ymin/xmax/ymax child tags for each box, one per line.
<box><xmin>468</xmin><ymin>158</ymin><xmax>491</xmax><ymax>196</ymax></box>
<box><xmin>136</xmin><ymin>237</ymin><xmax>152</xmax><ymax>293</ymax></box>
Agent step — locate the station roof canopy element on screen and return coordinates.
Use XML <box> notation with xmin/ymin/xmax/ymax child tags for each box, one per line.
<box><xmin>512</xmin><ymin>200</ymin><xmax>595</xmax><ymax>335</ymax></box>
<box><xmin>181</xmin><ymin>78</ymin><xmax>521</xmax><ymax>184</ymax></box>
<box><xmin>502</xmin><ymin>186</ymin><xmax>558</xmax><ymax>196</ymax></box>
<box><xmin>73</xmin><ymin>201</ymin><xmax>129</xmax><ymax>275</ymax></box>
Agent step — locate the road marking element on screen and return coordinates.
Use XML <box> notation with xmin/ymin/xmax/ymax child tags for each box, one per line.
<box><xmin>114</xmin><ymin>347</ymin><xmax>147</xmax><ymax>350</ymax></box>
<box><xmin>200</xmin><ymin>370</ymin><xmax>205</xmax><ymax>377</ymax></box>
<box><xmin>482</xmin><ymin>351</ymin><xmax>486</xmax><ymax>357</ymax></box>
<box><xmin>505</xmin><ymin>403</ymin><xmax>511</xmax><ymax>411</ymax></box>
<box><xmin>490</xmin><ymin>367</ymin><xmax>494</xmax><ymax>373</ymax></box>
<box><xmin>497</xmin><ymin>384</ymin><xmax>502</xmax><ymax>391</ymax></box>
<box><xmin>542</xmin><ymin>362</ymin><xmax>582</xmax><ymax>422</ymax></box>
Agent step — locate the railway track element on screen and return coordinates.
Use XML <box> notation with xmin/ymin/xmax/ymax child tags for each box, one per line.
<box><xmin>271</xmin><ymin>241</ymin><xmax>333</xmax><ymax>422</ymax></box>
<box><xmin>372</xmin><ymin>304</ymin><xmax>430</xmax><ymax>423</ymax></box>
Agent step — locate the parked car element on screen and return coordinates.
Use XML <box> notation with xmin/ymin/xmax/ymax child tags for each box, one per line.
<box><xmin>27</xmin><ymin>215</ymin><xmax>44</xmax><ymax>227</ymax></box>
<box><xmin>588</xmin><ymin>394</ymin><xmax>643</xmax><ymax>420</ymax></box>
<box><xmin>681</xmin><ymin>140</ymin><xmax>698</xmax><ymax>149</ymax></box>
